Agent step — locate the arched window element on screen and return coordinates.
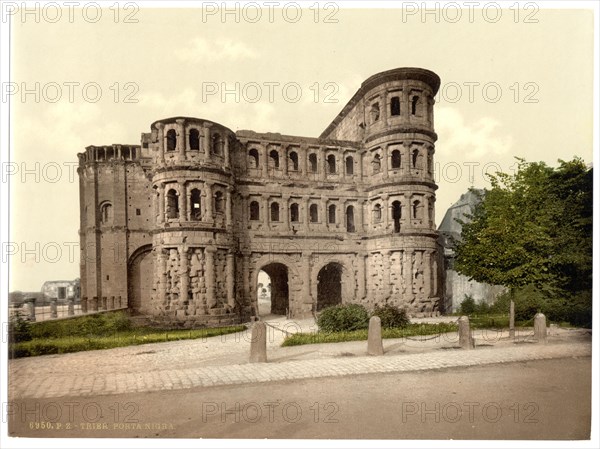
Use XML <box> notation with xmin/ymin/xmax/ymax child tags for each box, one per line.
<box><xmin>290</xmin><ymin>203</ymin><xmax>299</xmax><ymax>222</ymax></box>
<box><xmin>166</xmin><ymin>189</ymin><xmax>179</xmax><ymax>219</ymax></box>
<box><xmin>391</xmin><ymin>150</ymin><xmax>401</xmax><ymax>169</ymax></box>
<box><xmin>249</xmin><ymin>201</ymin><xmax>260</xmax><ymax>220</ymax></box>
<box><xmin>289</xmin><ymin>151</ymin><xmax>299</xmax><ymax>171</ymax></box>
<box><xmin>212</xmin><ymin>134</ymin><xmax>223</xmax><ymax>156</ymax></box>
<box><xmin>428</xmin><ymin>199</ymin><xmax>434</xmax><ymax>224</ymax></box>
<box><xmin>214</xmin><ymin>191</ymin><xmax>224</xmax><ymax>213</ymax></box>
<box><xmin>373</xmin><ymin>203</ymin><xmax>382</xmax><ymax>222</ymax></box>
<box><xmin>392</xmin><ymin>200</ymin><xmax>402</xmax><ymax>233</ymax></box>
<box><xmin>248</xmin><ymin>149</ymin><xmax>259</xmax><ymax>168</ymax></box>
<box><xmin>390</xmin><ymin>96</ymin><xmax>400</xmax><ymax>116</ymax></box>
<box><xmin>369</xmin><ymin>102</ymin><xmax>380</xmax><ymax>123</ymax></box>
<box><xmin>189</xmin><ymin>129</ymin><xmax>200</xmax><ymax>150</ymax></box>
<box><xmin>412</xmin><ymin>149</ymin><xmax>419</xmax><ymax>168</ymax></box>
<box><xmin>412</xmin><ymin>200</ymin><xmax>420</xmax><ymax>219</ymax></box>
<box><xmin>100</xmin><ymin>202</ymin><xmax>113</xmax><ymax>224</ymax></box>
<box><xmin>411</xmin><ymin>96</ymin><xmax>419</xmax><ymax>115</ymax></box>
<box><xmin>309</xmin><ymin>204</ymin><xmax>319</xmax><ymax>223</ymax></box>
<box><xmin>270</xmin><ymin>202</ymin><xmax>280</xmax><ymax>222</ymax></box>
<box><xmin>166</xmin><ymin>129</ymin><xmax>176</xmax><ymax>151</ymax></box>
<box><xmin>328</xmin><ymin>204</ymin><xmax>336</xmax><ymax>224</ymax></box>
<box><xmin>327</xmin><ymin>154</ymin><xmax>336</xmax><ymax>174</ymax></box>
<box><xmin>345</xmin><ymin>156</ymin><xmax>354</xmax><ymax>175</ymax></box>
<box><xmin>269</xmin><ymin>149</ymin><xmax>280</xmax><ymax>169</ymax></box>
<box><xmin>346</xmin><ymin>205</ymin><xmax>355</xmax><ymax>232</ymax></box>
<box><xmin>190</xmin><ymin>189</ymin><xmax>201</xmax><ymax>220</ymax></box>
<box><xmin>372</xmin><ymin>154</ymin><xmax>381</xmax><ymax>174</ymax></box>
<box><xmin>308</xmin><ymin>153</ymin><xmax>318</xmax><ymax>172</ymax></box>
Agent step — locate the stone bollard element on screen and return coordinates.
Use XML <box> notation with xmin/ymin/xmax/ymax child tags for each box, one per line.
<box><xmin>50</xmin><ymin>298</ymin><xmax>58</xmax><ymax>318</ymax></box>
<box><xmin>108</xmin><ymin>296</ymin><xmax>115</xmax><ymax>310</ymax></box>
<box><xmin>367</xmin><ymin>316</ymin><xmax>384</xmax><ymax>356</ymax></box>
<box><xmin>67</xmin><ymin>299</ymin><xmax>75</xmax><ymax>316</ymax></box>
<box><xmin>91</xmin><ymin>296</ymin><xmax>98</xmax><ymax>312</ymax></box>
<box><xmin>534</xmin><ymin>313</ymin><xmax>547</xmax><ymax>343</ymax></box>
<box><xmin>81</xmin><ymin>297</ymin><xmax>88</xmax><ymax>313</ymax></box>
<box><xmin>24</xmin><ymin>297</ymin><xmax>36</xmax><ymax>322</ymax></box>
<box><xmin>249</xmin><ymin>321</ymin><xmax>267</xmax><ymax>363</ymax></box>
<box><xmin>101</xmin><ymin>296</ymin><xmax>107</xmax><ymax>310</ymax></box>
<box><xmin>458</xmin><ymin>316</ymin><xmax>474</xmax><ymax>349</ymax></box>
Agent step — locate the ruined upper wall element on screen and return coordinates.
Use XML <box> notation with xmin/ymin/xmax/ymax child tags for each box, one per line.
<box><xmin>320</xmin><ymin>68</ymin><xmax>440</xmax><ymax>142</ymax></box>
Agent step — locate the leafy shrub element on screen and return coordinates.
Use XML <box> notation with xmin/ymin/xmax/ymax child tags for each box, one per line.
<box><xmin>317</xmin><ymin>303</ymin><xmax>370</xmax><ymax>332</ymax></box>
<box><xmin>371</xmin><ymin>304</ymin><xmax>410</xmax><ymax>329</ymax></box>
<box><xmin>459</xmin><ymin>295</ymin><xmax>476</xmax><ymax>315</ymax></box>
<box><xmin>8</xmin><ymin>312</ymin><xmax>32</xmax><ymax>343</ymax></box>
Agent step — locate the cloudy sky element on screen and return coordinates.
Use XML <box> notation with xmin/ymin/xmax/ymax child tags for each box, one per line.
<box><xmin>6</xmin><ymin>3</ymin><xmax>594</xmax><ymax>291</ymax></box>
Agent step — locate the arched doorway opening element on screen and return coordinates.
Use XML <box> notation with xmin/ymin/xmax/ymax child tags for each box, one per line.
<box><xmin>128</xmin><ymin>245</ymin><xmax>154</xmax><ymax>314</ymax></box>
<box><xmin>317</xmin><ymin>262</ymin><xmax>343</xmax><ymax>311</ymax></box>
<box><xmin>258</xmin><ymin>263</ymin><xmax>289</xmax><ymax>316</ymax></box>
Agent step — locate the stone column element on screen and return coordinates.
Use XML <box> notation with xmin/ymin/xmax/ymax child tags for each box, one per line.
<box><xmin>203</xmin><ymin>124</ymin><xmax>211</xmax><ymax>159</ymax></box>
<box><xmin>179</xmin><ymin>247</ymin><xmax>189</xmax><ymax>303</ymax></box>
<box><xmin>300</xmin><ymin>145</ymin><xmax>308</xmax><ymax>175</ymax></box>
<box><xmin>282</xmin><ymin>147</ymin><xmax>288</xmax><ymax>176</ymax></box>
<box><xmin>226</xmin><ymin>251</ymin><xmax>235</xmax><ymax>308</ymax></box>
<box><xmin>242</xmin><ymin>251</ymin><xmax>251</xmax><ymax>307</ymax></box>
<box><xmin>320</xmin><ymin>149</ymin><xmax>326</xmax><ymax>181</ymax></box>
<box><xmin>282</xmin><ymin>195</ymin><xmax>290</xmax><ymax>230</ymax></box>
<box><xmin>382</xmin><ymin>250</ymin><xmax>392</xmax><ymax>299</ymax></box>
<box><xmin>320</xmin><ymin>196</ymin><xmax>327</xmax><ymax>230</ymax></box>
<box><xmin>423</xmin><ymin>250</ymin><xmax>432</xmax><ymax>299</ymax></box>
<box><xmin>301</xmin><ymin>252</ymin><xmax>313</xmax><ymax>312</ymax></box>
<box><xmin>226</xmin><ymin>187</ymin><xmax>233</xmax><ymax>228</ymax></box>
<box><xmin>185</xmin><ymin>187</ymin><xmax>192</xmax><ymax>221</ymax></box>
<box><xmin>205</xmin><ymin>246</ymin><xmax>216</xmax><ymax>308</ymax></box>
<box><xmin>179</xmin><ymin>182</ymin><xmax>187</xmax><ymax>223</ymax></box>
<box><xmin>382</xmin><ymin>144</ymin><xmax>389</xmax><ymax>179</ymax></box>
<box><xmin>24</xmin><ymin>297</ymin><xmax>36</xmax><ymax>321</ymax></box>
<box><xmin>157</xmin><ymin>185</ymin><xmax>165</xmax><ymax>224</ymax></box>
<box><xmin>403</xmin><ymin>250</ymin><xmax>413</xmax><ymax>297</ymax></box>
<box><xmin>67</xmin><ymin>298</ymin><xmax>75</xmax><ymax>316</ymax></box>
<box><xmin>224</xmin><ymin>136</ymin><xmax>230</xmax><ymax>167</ymax></box>
<box><xmin>262</xmin><ymin>196</ymin><xmax>270</xmax><ymax>227</ymax></box>
<box><xmin>303</xmin><ymin>196</ymin><xmax>310</xmax><ymax>228</ymax></box>
<box><xmin>205</xmin><ymin>182</ymin><xmax>213</xmax><ymax>219</ymax></box>
<box><xmin>382</xmin><ymin>194</ymin><xmax>389</xmax><ymax>232</ymax></box>
<box><xmin>262</xmin><ymin>145</ymin><xmax>269</xmax><ymax>178</ymax></box>
<box><xmin>357</xmin><ymin>150</ymin><xmax>364</xmax><ymax>180</ymax></box>
<box><xmin>176</xmin><ymin>118</ymin><xmax>186</xmax><ymax>161</ymax></box>
<box><xmin>357</xmin><ymin>252</ymin><xmax>367</xmax><ymax>300</ymax></box>
<box><xmin>156</xmin><ymin>123</ymin><xmax>165</xmax><ymax>164</ymax></box>
<box><xmin>158</xmin><ymin>250</ymin><xmax>168</xmax><ymax>304</ymax></box>
<box><xmin>357</xmin><ymin>200</ymin><xmax>365</xmax><ymax>232</ymax></box>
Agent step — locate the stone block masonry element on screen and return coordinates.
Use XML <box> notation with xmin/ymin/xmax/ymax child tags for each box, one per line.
<box><xmin>77</xmin><ymin>68</ymin><xmax>445</xmax><ymax>328</ymax></box>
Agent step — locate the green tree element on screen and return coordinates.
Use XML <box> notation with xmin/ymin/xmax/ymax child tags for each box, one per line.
<box><xmin>453</xmin><ymin>158</ymin><xmax>592</xmax><ymax>323</ymax></box>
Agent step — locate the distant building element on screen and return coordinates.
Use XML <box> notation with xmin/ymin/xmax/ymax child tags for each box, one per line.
<box><xmin>41</xmin><ymin>279</ymin><xmax>80</xmax><ymax>302</ymax></box>
<box><xmin>438</xmin><ymin>190</ymin><xmax>505</xmax><ymax>312</ymax></box>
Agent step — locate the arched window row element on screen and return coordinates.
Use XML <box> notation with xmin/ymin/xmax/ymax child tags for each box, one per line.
<box><xmin>160</xmin><ymin>184</ymin><xmax>228</xmax><ymax>221</ymax></box>
<box><xmin>162</xmin><ymin>126</ymin><xmax>230</xmax><ymax>156</ymax></box>
<box><xmin>364</xmin><ymin>90</ymin><xmax>433</xmax><ymax>124</ymax></box>
<box><xmin>246</xmin><ymin>146</ymin><xmax>358</xmax><ymax>176</ymax></box>
<box><xmin>368</xmin><ymin>145</ymin><xmax>434</xmax><ymax>175</ymax></box>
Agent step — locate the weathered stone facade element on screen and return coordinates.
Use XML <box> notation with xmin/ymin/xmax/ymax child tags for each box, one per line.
<box><xmin>78</xmin><ymin>68</ymin><xmax>445</xmax><ymax>327</ymax></box>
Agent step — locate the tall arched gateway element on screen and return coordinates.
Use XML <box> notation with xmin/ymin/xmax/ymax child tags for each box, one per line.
<box><xmin>127</xmin><ymin>246</ymin><xmax>154</xmax><ymax>314</ymax></box>
<box><xmin>259</xmin><ymin>262</ymin><xmax>289</xmax><ymax>316</ymax></box>
<box><xmin>317</xmin><ymin>262</ymin><xmax>343</xmax><ymax>311</ymax></box>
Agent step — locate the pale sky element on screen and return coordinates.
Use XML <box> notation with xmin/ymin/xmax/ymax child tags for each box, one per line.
<box><xmin>5</xmin><ymin>4</ymin><xmax>595</xmax><ymax>292</ymax></box>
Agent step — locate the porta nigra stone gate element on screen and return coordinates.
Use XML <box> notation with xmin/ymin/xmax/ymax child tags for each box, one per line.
<box><xmin>78</xmin><ymin>68</ymin><xmax>445</xmax><ymax>327</ymax></box>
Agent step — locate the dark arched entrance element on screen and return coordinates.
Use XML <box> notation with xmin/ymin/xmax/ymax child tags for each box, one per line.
<box><xmin>259</xmin><ymin>263</ymin><xmax>289</xmax><ymax>316</ymax></box>
<box><xmin>128</xmin><ymin>245</ymin><xmax>154</xmax><ymax>314</ymax></box>
<box><xmin>317</xmin><ymin>263</ymin><xmax>343</xmax><ymax>311</ymax></box>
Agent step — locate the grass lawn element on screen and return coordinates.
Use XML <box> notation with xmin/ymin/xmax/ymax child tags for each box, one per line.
<box><xmin>9</xmin><ymin>311</ymin><xmax>245</xmax><ymax>358</ymax></box>
<box><xmin>282</xmin><ymin>322</ymin><xmax>459</xmax><ymax>347</ymax></box>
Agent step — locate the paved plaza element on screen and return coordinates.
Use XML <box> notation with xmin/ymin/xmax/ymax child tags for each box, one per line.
<box><xmin>8</xmin><ymin>317</ymin><xmax>592</xmax><ymax>400</ymax></box>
